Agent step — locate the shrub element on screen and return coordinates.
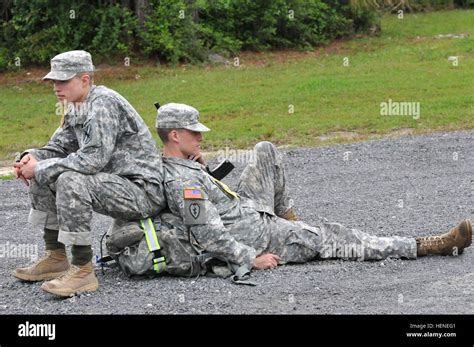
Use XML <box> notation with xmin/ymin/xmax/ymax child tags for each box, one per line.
<box><xmin>141</xmin><ymin>0</ymin><xmax>206</xmax><ymax>64</ymax></box>
<box><xmin>0</xmin><ymin>0</ymin><xmax>409</xmax><ymax>68</ymax></box>
<box><xmin>2</xmin><ymin>1</ymin><xmax>139</xmax><ymax>67</ymax></box>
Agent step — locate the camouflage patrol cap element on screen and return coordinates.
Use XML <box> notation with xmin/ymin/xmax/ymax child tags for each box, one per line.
<box><xmin>156</xmin><ymin>103</ymin><xmax>210</xmax><ymax>132</ymax></box>
<box><xmin>43</xmin><ymin>50</ymin><xmax>95</xmax><ymax>81</ymax></box>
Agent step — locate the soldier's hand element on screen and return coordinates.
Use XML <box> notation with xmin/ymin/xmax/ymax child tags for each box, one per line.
<box><xmin>13</xmin><ymin>155</ymin><xmax>31</xmax><ymax>186</ymax></box>
<box><xmin>253</xmin><ymin>253</ymin><xmax>280</xmax><ymax>270</ymax></box>
<box><xmin>189</xmin><ymin>152</ymin><xmax>206</xmax><ymax>166</ymax></box>
<box><xmin>17</xmin><ymin>155</ymin><xmax>37</xmax><ymax>180</ymax></box>
<box><xmin>13</xmin><ymin>166</ymin><xmax>29</xmax><ymax>186</ymax></box>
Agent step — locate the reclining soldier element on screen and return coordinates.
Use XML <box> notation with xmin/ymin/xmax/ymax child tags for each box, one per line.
<box><xmin>125</xmin><ymin>104</ymin><xmax>466</xmax><ymax>280</ymax></box>
<box><xmin>12</xmin><ymin>51</ymin><xmax>166</xmax><ymax>297</ymax></box>
<box><xmin>141</xmin><ymin>103</ymin><xmax>470</xmax><ymax>279</ymax></box>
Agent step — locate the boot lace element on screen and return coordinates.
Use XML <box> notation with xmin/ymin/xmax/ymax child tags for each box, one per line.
<box><xmin>28</xmin><ymin>250</ymin><xmax>54</xmax><ymax>267</ymax></box>
<box><xmin>417</xmin><ymin>235</ymin><xmax>447</xmax><ymax>247</ymax></box>
<box><xmin>53</xmin><ymin>264</ymin><xmax>80</xmax><ymax>282</ymax></box>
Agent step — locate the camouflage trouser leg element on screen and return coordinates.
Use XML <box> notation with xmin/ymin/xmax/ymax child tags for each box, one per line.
<box><xmin>29</xmin><ymin>171</ymin><xmax>160</xmax><ymax>246</ymax></box>
<box><xmin>264</xmin><ymin>217</ymin><xmax>323</xmax><ymax>264</ymax></box>
<box><xmin>28</xmin><ymin>179</ymin><xmax>60</xmax><ymax>231</ymax></box>
<box><xmin>263</xmin><ymin>217</ymin><xmax>417</xmax><ymax>264</ymax></box>
<box><xmin>314</xmin><ymin>220</ymin><xmax>417</xmax><ymax>260</ymax></box>
<box><xmin>237</xmin><ymin>141</ymin><xmax>293</xmax><ymax>216</ymax></box>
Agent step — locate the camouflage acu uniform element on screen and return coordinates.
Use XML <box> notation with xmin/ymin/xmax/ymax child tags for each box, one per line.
<box><xmin>25</xmin><ymin>51</ymin><xmax>166</xmax><ymax>246</ymax></box>
<box><xmin>162</xmin><ymin>141</ymin><xmax>417</xmax><ymax>272</ymax></box>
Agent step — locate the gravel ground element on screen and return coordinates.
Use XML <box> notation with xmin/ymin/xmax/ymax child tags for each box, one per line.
<box><xmin>0</xmin><ymin>131</ymin><xmax>473</xmax><ymax>314</ymax></box>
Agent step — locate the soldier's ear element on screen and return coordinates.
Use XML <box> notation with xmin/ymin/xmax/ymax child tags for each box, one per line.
<box><xmin>79</xmin><ymin>73</ymin><xmax>91</xmax><ymax>87</ymax></box>
<box><xmin>169</xmin><ymin>129</ymin><xmax>180</xmax><ymax>143</ymax></box>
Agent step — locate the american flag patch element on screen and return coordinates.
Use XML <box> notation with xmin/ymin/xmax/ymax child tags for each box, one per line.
<box><xmin>184</xmin><ymin>188</ymin><xmax>203</xmax><ymax>199</ymax></box>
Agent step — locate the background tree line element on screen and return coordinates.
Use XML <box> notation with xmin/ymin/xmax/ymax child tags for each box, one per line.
<box><xmin>0</xmin><ymin>0</ymin><xmax>472</xmax><ymax>70</ymax></box>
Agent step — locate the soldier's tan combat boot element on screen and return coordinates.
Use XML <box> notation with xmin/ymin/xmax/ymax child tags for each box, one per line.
<box><xmin>279</xmin><ymin>208</ymin><xmax>298</xmax><ymax>221</ymax></box>
<box><xmin>13</xmin><ymin>249</ymin><xmax>70</xmax><ymax>281</ymax></box>
<box><xmin>41</xmin><ymin>261</ymin><xmax>99</xmax><ymax>297</ymax></box>
<box><xmin>416</xmin><ymin>219</ymin><xmax>472</xmax><ymax>256</ymax></box>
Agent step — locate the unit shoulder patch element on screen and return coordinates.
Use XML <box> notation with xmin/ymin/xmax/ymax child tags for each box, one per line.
<box><xmin>183</xmin><ymin>188</ymin><xmax>207</xmax><ymax>225</ymax></box>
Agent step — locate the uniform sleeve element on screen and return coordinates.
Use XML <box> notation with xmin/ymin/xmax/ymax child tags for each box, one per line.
<box><xmin>28</xmin><ymin>122</ymin><xmax>79</xmax><ymax>161</ymax></box>
<box><xmin>165</xmin><ymin>179</ymin><xmax>256</xmax><ymax>270</ymax></box>
<box><xmin>34</xmin><ymin>97</ymin><xmax>120</xmax><ymax>185</ymax></box>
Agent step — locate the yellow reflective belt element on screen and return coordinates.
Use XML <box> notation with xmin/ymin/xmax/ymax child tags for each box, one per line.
<box><xmin>209</xmin><ymin>176</ymin><xmax>240</xmax><ymax>200</ymax></box>
<box><xmin>140</xmin><ymin>218</ymin><xmax>166</xmax><ymax>273</ymax></box>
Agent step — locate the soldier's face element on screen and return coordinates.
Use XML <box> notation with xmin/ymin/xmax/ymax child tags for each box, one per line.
<box><xmin>53</xmin><ymin>75</ymin><xmax>90</xmax><ymax>103</ymax></box>
<box><xmin>177</xmin><ymin>129</ymin><xmax>203</xmax><ymax>157</ymax></box>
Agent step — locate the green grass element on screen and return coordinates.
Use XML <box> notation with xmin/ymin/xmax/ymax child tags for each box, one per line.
<box><xmin>0</xmin><ymin>174</ymin><xmax>14</xmax><ymax>180</ymax></box>
<box><xmin>1</xmin><ymin>9</ymin><xmax>473</xmax><ymax>160</ymax></box>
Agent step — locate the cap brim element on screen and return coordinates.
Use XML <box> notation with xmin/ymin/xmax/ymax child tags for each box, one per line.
<box><xmin>42</xmin><ymin>71</ymin><xmax>77</xmax><ymax>81</ymax></box>
<box><xmin>184</xmin><ymin>122</ymin><xmax>210</xmax><ymax>132</ymax></box>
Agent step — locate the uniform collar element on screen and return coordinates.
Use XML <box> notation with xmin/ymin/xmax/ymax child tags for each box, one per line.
<box><xmin>84</xmin><ymin>85</ymin><xmax>97</xmax><ymax>103</ymax></box>
<box><xmin>162</xmin><ymin>156</ymin><xmax>202</xmax><ymax>170</ymax></box>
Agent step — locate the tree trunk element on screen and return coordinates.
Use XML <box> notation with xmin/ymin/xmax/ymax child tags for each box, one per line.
<box><xmin>135</xmin><ymin>0</ymin><xmax>150</xmax><ymax>27</ymax></box>
<box><xmin>186</xmin><ymin>0</ymin><xmax>199</xmax><ymax>22</ymax></box>
<box><xmin>1</xmin><ymin>0</ymin><xmax>12</xmax><ymax>22</ymax></box>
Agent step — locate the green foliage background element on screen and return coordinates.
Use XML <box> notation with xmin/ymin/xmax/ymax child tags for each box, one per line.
<box><xmin>1</xmin><ymin>0</ymin><xmax>472</xmax><ymax>70</ymax></box>
<box><xmin>0</xmin><ymin>0</ymin><xmax>381</xmax><ymax>69</ymax></box>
